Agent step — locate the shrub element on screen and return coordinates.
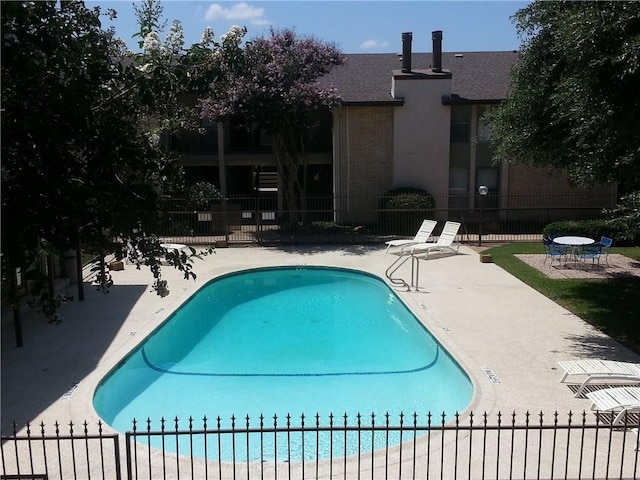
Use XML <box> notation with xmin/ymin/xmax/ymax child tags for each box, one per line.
<box><xmin>543</xmin><ymin>219</ymin><xmax>632</xmax><ymax>246</ymax></box>
<box><xmin>187</xmin><ymin>182</ymin><xmax>222</xmax><ymax>210</ymax></box>
<box><xmin>604</xmin><ymin>192</ymin><xmax>640</xmax><ymax>245</ymax></box>
<box><xmin>379</xmin><ymin>188</ymin><xmax>436</xmax><ymax>235</ymax></box>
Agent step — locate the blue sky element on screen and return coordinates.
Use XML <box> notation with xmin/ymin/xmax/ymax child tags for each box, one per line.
<box><xmin>87</xmin><ymin>1</ymin><xmax>530</xmax><ymax>53</ymax></box>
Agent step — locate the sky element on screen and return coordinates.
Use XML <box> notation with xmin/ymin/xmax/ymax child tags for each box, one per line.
<box><xmin>87</xmin><ymin>1</ymin><xmax>531</xmax><ymax>54</ymax></box>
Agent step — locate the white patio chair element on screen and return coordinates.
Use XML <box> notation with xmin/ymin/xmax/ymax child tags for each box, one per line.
<box><xmin>385</xmin><ymin>219</ymin><xmax>437</xmax><ymax>253</ymax></box>
<box><xmin>407</xmin><ymin>221</ymin><xmax>461</xmax><ymax>259</ymax></box>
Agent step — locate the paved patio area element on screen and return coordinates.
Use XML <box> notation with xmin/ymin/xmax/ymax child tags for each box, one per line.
<box><xmin>516</xmin><ymin>253</ymin><xmax>640</xmax><ymax>279</ymax></box>
<box><xmin>2</xmin><ymin>244</ymin><xmax>639</xmax><ymax>477</ymax></box>
<box><xmin>3</xmin><ymin>244</ymin><xmax>639</xmax><ymax>431</ymax></box>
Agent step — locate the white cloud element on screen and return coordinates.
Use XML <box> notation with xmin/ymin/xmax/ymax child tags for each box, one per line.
<box><xmin>205</xmin><ymin>2</ymin><xmax>267</xmax><ymax>25</ymax></box>
<box><xmin>360</xmin><ymin>39</ymin><xmax>390</xmax><ymax>50</ymax></box>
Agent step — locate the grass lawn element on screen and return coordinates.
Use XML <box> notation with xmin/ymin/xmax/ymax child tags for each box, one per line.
<box><xmin>484</xmin><ymin>243</ymin><xmax>640</xmax><ymax>355</ymax></box>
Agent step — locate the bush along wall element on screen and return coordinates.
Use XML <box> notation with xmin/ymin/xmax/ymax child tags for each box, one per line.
<box><xmin>379</xmin><ymin>187</ymin><xmax>436</xmax><ymax>235</ymax></box>
<box><xmin>543</xmin><ymin>219</ymin><xmax>632</xmax><ymax>246</ymax></box>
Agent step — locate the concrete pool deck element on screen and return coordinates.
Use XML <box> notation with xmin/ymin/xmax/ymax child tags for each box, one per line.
<box><xmin>2</xmin><ymin>244</ymin><xmax>639</xmax><ymax>472</ymax></box>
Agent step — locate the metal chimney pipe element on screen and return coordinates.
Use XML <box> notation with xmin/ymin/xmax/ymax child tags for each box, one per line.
<box><xmin>432</xmin><ymin>30</ymin><xmax>443</xmax><ymax>72</ymax></box>
<box><xmin>401</xmin><ymin>32</ymin><xmax>412</xmax><ymax>73</ymax></box>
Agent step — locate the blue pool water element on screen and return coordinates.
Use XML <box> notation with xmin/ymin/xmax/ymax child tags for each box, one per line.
<box><xmin>93</xmin><ymin>266</ymin><xmax>473</xmax><ymax>460</ymax></box>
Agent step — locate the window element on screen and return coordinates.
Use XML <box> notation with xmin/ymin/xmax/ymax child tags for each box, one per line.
<box><xmin>476</xmin><ymin>105</ymin><xmax>492</xmax><ymax>143</ymax></box>
<box><xmin>449</xmin><ymin>106</ymin><xmax>471</xmax><ymax>196</ymax></box>
<box><xmin>450</xmin><ymin>105</ymin><xmax>471</xmax><ymax>143</ymax></box>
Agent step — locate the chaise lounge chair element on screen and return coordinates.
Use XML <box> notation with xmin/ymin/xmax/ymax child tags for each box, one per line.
<box><xmin>558</xmin><ymin>359</ymin><xmax>640</xmax><ymax>397</ymax></box>
<box><xmin>406</xmin><ymin>221</ymin><xmax>461</xmax><ymax>259</ymax></box>
<box><xmin>586</xmin><ymin>386</ymin><xmax>640</xmax><ymax>425</ymax></box>
<box><xmin>385</xmin><ymin>219</ymin><xmax>437</xmax><ymax>253</ymax></box>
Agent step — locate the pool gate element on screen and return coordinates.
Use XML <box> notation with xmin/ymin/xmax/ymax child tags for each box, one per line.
<box><xmin>2</xmin><ymin>410</ymin><xmax>639</xmax><ymax>479</ymax></box>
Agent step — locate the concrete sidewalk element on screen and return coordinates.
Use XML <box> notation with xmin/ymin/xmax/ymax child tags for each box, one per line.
<box><xmin>2</xmin><ymin>243</ymin><xmax>639</xmax><ymax>434</ymax></box>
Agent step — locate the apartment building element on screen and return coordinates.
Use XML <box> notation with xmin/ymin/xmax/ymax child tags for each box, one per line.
<box><xmin>173</xmin><ymin>31</ymin><xmax>616</xmax><ymax>225</ymax></box>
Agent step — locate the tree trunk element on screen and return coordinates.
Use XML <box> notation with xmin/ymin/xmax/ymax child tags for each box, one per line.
<box><xmin>272</xmin><ymin>131</ymin><xmax>305</xmax><ymax>227</ymax></box>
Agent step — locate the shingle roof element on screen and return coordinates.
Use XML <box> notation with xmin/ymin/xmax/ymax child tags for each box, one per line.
<box><xmin>320</xmin><ymin>51</ymin><xmax>519</xmax><ymax>104</ymax></box>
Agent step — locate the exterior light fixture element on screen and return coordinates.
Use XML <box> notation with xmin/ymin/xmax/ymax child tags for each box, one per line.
<box><xmin>478</xmin><ymin>185</ymin><xmax>488</xmax><ymax>246</ymax></box>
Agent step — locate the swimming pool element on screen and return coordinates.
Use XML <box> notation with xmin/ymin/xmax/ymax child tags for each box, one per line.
<box><xmin>93</xmin><ymin>266</ymin><xmax>473</xmax><ymax>460</ymax></box>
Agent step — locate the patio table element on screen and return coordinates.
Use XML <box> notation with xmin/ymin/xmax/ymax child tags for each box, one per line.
<box><xmin>553</xmin><ymin>236</ymin><xmax>595</xmax><ymax>263</ymax></box>
<box><xmin>553</xmin><ymin>236</ymin><xmax>595</xmax><ymax>246</ymax></box>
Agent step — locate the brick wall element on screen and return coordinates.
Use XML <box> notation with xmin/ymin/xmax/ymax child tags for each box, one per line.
<box><xmin>505</xmin><ymin>164</ymin><xmax>618</xmax><ymax>222</ymax></box>
<box><xmin>507</xmin><ymin>164</ymin><xmax>617</xmax><ymax>207</ymax></box>
<box><xmin>337</xmin><ymin>106</ymin><xmax>394</xmax><ymax>222</ymax></box>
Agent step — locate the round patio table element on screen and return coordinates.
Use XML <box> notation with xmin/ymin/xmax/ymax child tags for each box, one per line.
<box><xmin>553</xmin><ymin>236</ymin><xmax>595</xmax><ymax>246</ymax></box>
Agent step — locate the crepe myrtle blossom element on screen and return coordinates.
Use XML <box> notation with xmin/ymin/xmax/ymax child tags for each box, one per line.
<box><xmin>197</xmin><ymin>28</ymin><xmax>344</xmax><ymax>226</ymax></box>
<box><xmin>200</xmin><ymin>27</ymin><xmax>215</xmax><ymax>48</ymax></box>
<box><xmin>165</xmin><ymin>20</ymin><xmax>184</xmax><ymax>54</ymax></box>
<box><xmin>220</xmin><ymin>25</ymin><xmax>246</xmax><ymax>47</ymax></box>
<box><xmin>142</xmin><ymin>31</ymin><xmax>161</xmax><ymax>55</ymax></box>
<box><xmin>198</xmin><ymin>28</ymin><xmax>343</xmax><ymax>124</ymax></box>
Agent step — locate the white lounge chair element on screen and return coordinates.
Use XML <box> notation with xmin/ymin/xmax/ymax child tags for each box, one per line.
<box><xmin>586</xmin><ymin>386</ymin><xmax>640</xmax><ymax>425</ymax></box>
<box><xmin>385</xmin><ymin>219</ymin><xmax>437</xmax><ymax>253</ymax></box>
<box><xmin>407</xmin><ymin>221</ymin><xmax>461</xmax><ymax>258</ymax></box>
<box><xmin>558</xmin><ymin>359</ymin><xmax>640</xmax><ymax>397</ymax></box>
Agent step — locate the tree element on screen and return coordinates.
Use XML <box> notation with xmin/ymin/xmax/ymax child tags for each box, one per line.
<box><xmin>199</xmin><ymin>28</ymin><xmax>344</xmax><ymax>224</ymax></box>
<box><xmin>489</xmin><ymin>1</ymin><xmax>640</xmax><ymax>193</ymax></box>
<box><xmin>132</xmin><ymin>0</ymin><xmax>167</xmax><ymax>50</ymax></box>
<box><xmin>1</xmin><ymin>1</ymin><xmax>214</xmax><ymax>341</ymax></box>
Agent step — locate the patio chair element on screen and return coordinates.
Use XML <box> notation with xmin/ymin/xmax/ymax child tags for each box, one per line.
<box><xmin>586</xmin><ymin>386</ymin><xmax>640</xmax><ymax>425</ymax></box>
<box><xmin>407</xmin><ymin>221</ymin><xmax>461</xmax><ymax>259</ymax></box>
<box><xmin>575</xmin><ymin>243</ymin><xmax>603</xmax><ymax>265</ymax></box>
<box><xmin>599</xmin><ymin>236</ymin><xmax>613</xmax><ymax>265</ymax></box>
<box><xmin>385</xmin><ymin>219</ymin><xmax>437</xmax><ymax>253</ymax></box>
<box><xmin>542</xmin><ymin>236</ymin><xmax>570</xmax><ymax>266</ymax></box>
<box><xmin>558</xmin><ymin>359</ymin><xmax>640</xmax><ymax>397</ymax></box>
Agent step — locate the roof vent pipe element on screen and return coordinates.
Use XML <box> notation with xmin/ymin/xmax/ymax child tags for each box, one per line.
<box><xmin>401</xmin><ymin>32</ymin><xmax>412</xmax><ymax>73</ymax></box>
<box><xmin>432</xmin><ymin>30</ymin><xmax>443</xmax><ymax>73</ymax></box>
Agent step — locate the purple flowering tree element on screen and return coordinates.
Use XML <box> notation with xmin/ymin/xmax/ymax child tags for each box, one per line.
<box><xmin>199</xmin><ymin>28</ymin><xmax>344</xmax><ymax>224</ymax></box>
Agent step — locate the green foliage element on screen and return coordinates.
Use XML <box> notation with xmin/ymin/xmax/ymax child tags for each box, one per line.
<box><xmin>1</xmin><ymin>1</ymin><xmax>221</xmax><ymax>328</ymax></box>
<box><xmin>542</xmin><ymin>220</ymin><xmax>613</xmax><ymax>242</ymax></box>
<box><xmin>25</xmin><ymin>257</ymin><xmax>72</xmax><ymax>325</ymax></box>
<box><xmin>88</xmin><ymin>255</ymin><xmax>114</xmax><ymax>294</ymax></box>
<box><xmin>198</xmin><ymin>28</ymin><xmax>344</xmax><ymax>222</ymax></box>
<box><xmin>489</xmin><ymin>1</ymin><xmax>640</xmax><ymax>191</ymax></box>
<box><xmin>379</xmin><ymin>188</ymin><xmax>436</xmax><ymax>235</ymax></box>
<box><xmin>543</xmin><ymin>198</ymin><xmax>640</xmax><ymax>246</ymax></box>
<box><xmin>187</xmin><ymin>182</ymin><xmax>223</xmax><ymax>210</ymax></box>
<box><xmin>132</xmin><ymin>0</ymin><xmax>167</xmax><ymax>49</ymax></box>
<box><xmin>604</xmin><ymin>192</ymin><xmax>640</xmax><ymax>244</ymax></box>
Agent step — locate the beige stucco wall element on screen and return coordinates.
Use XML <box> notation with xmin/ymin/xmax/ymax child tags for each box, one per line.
<box><xmin>391</xmin><ymin>71</ymin><xmax>452</xmax><ymax>206</ymax></box>
<box><xmin>332</xmin><ymin>71</ymin><xmax>453</xmax><ymax>223</ymax></box>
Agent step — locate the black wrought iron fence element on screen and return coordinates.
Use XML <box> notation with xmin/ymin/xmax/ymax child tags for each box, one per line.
<box><xmin>156</xmin><ymin>194</ymin><xmax>615</xmax><ymax>246</ymax></box>
<box><xmin>1</xmin><ymin>421</ymin><xmax>121</xmax><ymax>480</ymax></box>
<box><xmin>3</xmin><ymin>411</ymin><xmax>639</xmax><ymax>480</ymax></box>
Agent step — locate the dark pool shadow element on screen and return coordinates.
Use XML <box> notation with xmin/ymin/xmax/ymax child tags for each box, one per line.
<box><xmin>261</xmin><ymin>243</ymin><xmax>471</xmax><ymax>259</ymax></box>
<box><xmin>261</xmin><ymin>243</ymin><xmax>383</xmax><ymax>256</ymax></box>
<box><xmin>1</xmin><ymin>282</ymin><xmax>148</xmax><ymax>433</ymax></box>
